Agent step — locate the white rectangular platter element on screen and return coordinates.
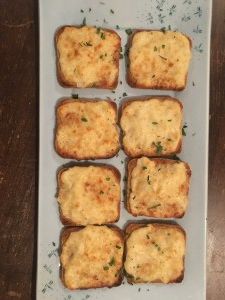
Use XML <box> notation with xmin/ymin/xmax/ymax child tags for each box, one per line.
<box><xmin>37</xmin><ymin>0</ymin><xmax>212</xmax><ymax>299</ymax></box>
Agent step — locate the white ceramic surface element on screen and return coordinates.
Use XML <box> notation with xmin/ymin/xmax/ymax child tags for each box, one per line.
<box><xmin>37</xmin><ymin>0</ymin><xmax>212</xmax><ymax>299</ymax></box>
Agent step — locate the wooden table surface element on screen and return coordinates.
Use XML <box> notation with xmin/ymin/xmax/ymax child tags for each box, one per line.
<box><xmin>0</xmin><ymin>0</ymin><xmax>224</xmax><ymax>299</ymax></box>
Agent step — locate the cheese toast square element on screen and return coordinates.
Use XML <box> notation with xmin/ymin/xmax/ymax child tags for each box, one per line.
<box><xmin>127</xmin><ymin>30</ymin><xmax>192</xmax><ymax>90</ymax></box>
<box><xmin>124</xmin><ymin>223</ymin><xmax>186</xmax><ymax>284</ymax></box>
<box><xmin>120</xmin><ymin>97</ymin><xmax>183</xmax><ymax>157</ymax></box>
<box><xmin>56</xmin><ymin>26</ymin><xmax>121</xmax><ymax>89</ymax></box>
<box><xmin>58</xmin><ymin>165</ymin><xmax>121</xmax><ymax>225</ymax></box>
<box><xmin>55</xmin><ymin>99</ymin><xmax>120</xmax><ymax>160</ymax></box>
<box><xmin>127</xmin><ymin>157</ymin><xmax>191</xmax><ymax>218</ymax></box>
<box><xmin>60</xmin><ymin>225</ymin><xmax>124</xmax><ymax>290</ymax></box>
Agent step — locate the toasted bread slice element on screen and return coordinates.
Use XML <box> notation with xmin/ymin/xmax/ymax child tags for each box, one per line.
<box><xmin>60</xmin><ymin>225</ymin><xmax>124</xmax><ymax>290</ymax></box>
<box><xmin>127</xmin><ymin>157</ymin><xmax>191</xmax><ymax>218</ymax></box>
<box><xmin>56</xmin><ymin>26</ymin><xmax>121</xmax><ymax>89</ymax></box>
<box><xmin>55</xmin><ymin>99</ymin><xmax>120</xmax><ymax>160</ymax></box>
<box><xmin>127</xmin><ymin>30</ymin><xmax>192</xmax><ymax>90</ymax></box>
<box><xmin>124</xmin><ymin>223</ymin><xmax>186</xmax><ymax>284</ymax></box>
<box><xmin>58</xmin><ymin>165</ymin><xmax>121</xmax><ymax>225</ymax></box>
<box><xmin>120</xmin><ymin>97</ymin><xmax>183</xmax><ymax>157</ymax></box>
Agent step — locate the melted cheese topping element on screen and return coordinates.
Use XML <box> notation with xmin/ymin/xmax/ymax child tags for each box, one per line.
<box><xmin>57</xmin><ymin>26</ymin><xmax>120</xmax><ymax>88</ymax></box>
<box><xmin>124</xmin><ymin>224</ymin><xmax>185</xmax><ymax>283</ymax></box>
<box><xmin>128</xmin><ymin>157</ymin><xmax>190</xmax><ymax>218</ymax></box>
<box><xmin>56</xmin><ymin>100</ymin><xmax>120</xmax><ymax>159</ymax></box>
<box><xmin>61</xmin><ymin>225</ymin><xmax>124</xmax><ymax>289</ymax></box>
<box><xmin>58</xmin><ymin>166</ymin><xmax>120</xmax><ymax>225</ymax></box>
<box><xmin>120</xmin><ymin>98</ymin><xmax>182</xmax><ymax>157</ymax></box>
<box><xmin>129</xmin><ymin>31</ymin><xmax>191</xmax><ymax>89</ymax></box>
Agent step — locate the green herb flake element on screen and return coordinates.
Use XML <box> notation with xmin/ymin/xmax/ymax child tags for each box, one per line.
<box><xmin>126</xmin><ymin>273</ymin><xmax>134</xmax><ymax>279</ymax></box>
<box><xmin>89</xmin><ymin>8</ymin><xmax>91</xmax><ymax>12</ymax></box>
<box><xmin>82</xmin><ymin>17</ymin><xmax>86</xmax><ymax>26</ymax></box>
<box><xmin>109</xmin><ymin>257</ymin><xmax>115</xmax><ymax>266</ymax></box>
<box><xmin>125</xmin><ymin>28</ymin><xmax>133</xmax><ymax>35</ymax></box>
<box><xmin>136</xmin><ymin>277</ymin><xmax>141</xmax><ymax>280</ymax></box>
<box><xmin>152</xmin><ymin>141</ymin><xmax>163</xmax><ymax>154</ymax></box>
<box><xmin>182</xmin><ymin>124</ymin><xmax>188</xmax><ymax>136</ymax></box>
<box><xmin>160</xmin><ymin>27</ymin><xmax>166</xmax><ymax>33</ymax></box>
<box><xmin>80</xmin><ymin>9</ymin><xmax>84</xmax><ymax>13</ymax></box>
<box><xmin>85</xmin><ymin>41</ymin><xmax>92</xmax><ymax>46</ymax></box>
<box><xmin>147</xmin><ymin>175</ymin><xmax>151</xmax><ymax>185</ymax></box>
<box><xmin>96</xmin><ymin>27</ymin><xmax>101</xmax><ymax>34</ymax></box>
<box><xmin>162</xmin><ymin>44</ymin><xmax>165</xmax><ymax>49</ymax></box>
<box><xmin>120</xmin><ymin>53</ymin><xmax>124</xmax><ymax>59</ymax></box>
<box><xmin>72</xmin><ymin>94</ymin><xmax>78</xmax><ymax>99</ymax></box>
<box><xmin>52</xmin><ymin>242</ymin><xmax>56</xmax><ymax>247</ymax></box>
<box><xmin>159</xmin><ymin>55</ymin><xmax>167</xmax><ymax>60</ymax></box>
<box><xmin>172</xmin><ymin>154</ymin><xmax>181</xmax><ymax>161</ymax></box>
<box><xmin>116</xmin><ymin>25</ymin><xmax>120</xmax><ymax>29</ymax></box>
<box><xmin>110</xmin><ymin>9</ymin><xmax>114</xmax><ymax>14</ymax></box>
<box><xmin>123</xmin><ymin>92</ymin><xmax>127</xmax><ymax>97</ymax></box>
<box><xmin>116</xmin><ymin>245</ymin><xmax>121</xmax><ymax>249</ymax></box>
<box><xmin>100</xmin><ymin>190</ymin><xmax>104</xmax><ymax>194</ymax></box>
<box><xmin>106</xmin><ymin>177</ymin><xmax>110</xmax><ymax>181</ymax></box>
<box><xmin>100</xmin><ymin>32</ymin><xmax>106</xmax><ymax>39</ymax></box>
<box><xmin>81</xmin><ymin>117</ymin><xmax>88</xmax><ymax>122</ymax></box>
<box><xmin>138</xmin><ymin>288</ymin><xmax>141</xmax><ymax>292</ymax></box>
<box><xmin>142</xmin><ymin>166</ymin><xmax>147</xmax><ymax>170</ymax></box>
<box><xmin>150</xmin><ymin>203</ymin><xmax>161</xmax><ymax>209</ymax></box>
<box><xmin>146</xmin><ymin>234</ymin><xmax>150</xmax><ymax>239</ymax></box>
<box><xmin>103</xmin><ymin>265</ymin><xmax>109</xmax><ymax>271</ymax></box>
<box><xmin>167</xmin><ymin>119</ymin><xmax>172</xmax><ymax>122</ymax></box>
<box><xmin>154</xmin><ymin>46</ymin><xmax>157</xmax><ymax>51</ymax></box>
<box><xmin>152</xmin><ymin>121</ymin><xmax>158</xmax><ymax>125</ymax></box>
<box><xmin>152</xmin><ymin>74</ymin><xmax>156</xmax><ymax>78</ymax></box>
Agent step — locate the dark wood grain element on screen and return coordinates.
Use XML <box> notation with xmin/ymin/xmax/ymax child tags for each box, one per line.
<box><xmin>0</xmin><ymin>0</ymin><xmax>224</xmax><ymax>299</ymax></box>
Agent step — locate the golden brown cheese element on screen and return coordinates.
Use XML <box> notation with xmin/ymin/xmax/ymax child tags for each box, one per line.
<box><xmin>55</xmin><ymin>99</ymin><xmax>120</xmax><ymax>160</ymax></box>
<box><xmin>124</xmin><ymin>224</ymin><xmax>186</xmax><ymax>284</ymax></box>
<box><xmin>120</xmin><ymin>97</ymin><xmax>183</xmax><ymax>157</ymax></box>
<box><xmin>58</xmin><ymin>165</ymin><xmax>121</xmax><ymax>225</ymax></box>
<box><xmin>127</xmin><ymin>30</ymin><xmax>192</xmax><ymax>90</ymax></box>
<box><xmin>61</xmin><ymin>225</ymin><xmax>124</xmax><ymax>290</ymax></box>
<box><xmin>127</xmin><ymin>157</ymin><xmax>191</xmax><ymax>218</ymax></box>
<box><xmin>56</xmin><ymin>26</ymin><xmax>120</xmax><ymax>88</ymax></box>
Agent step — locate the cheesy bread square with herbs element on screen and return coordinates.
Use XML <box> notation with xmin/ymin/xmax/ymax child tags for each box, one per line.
<box><xmin>124</xmin><ymin>223</ymin><xmax>186</xmax><ymax>284</ymax></box>
<box><xmin>58</xmin><ymin>165</ymin><xmax>121</xmax><ymax>225</ymax></box>
<box><xmin>55</xmin><ymin>99</ymin><xmax>120</xmax><ymax>160</ymax></box>
<box><xmin>56</xmin><ymin>26</ymin><xmax>121</xmax><ymax>88</ymax></box>
<box><xmin>127</xmin><ymin>30</ymin><xmax>192</xmax><ymax>90</ymax></box>
<box><xmin>127</xmin><ymin>157</ymin><xmax>191</xmax><ymax>218</ymax></box>
<box><xmin>60</xmin><ymin>225</ymin><xmax>124</xmax><ymax>290</ymax></box>
<box><xmin>120</xmin><ymin>97</ymin><xmax>183</xmax><ymax>157</ymax></box>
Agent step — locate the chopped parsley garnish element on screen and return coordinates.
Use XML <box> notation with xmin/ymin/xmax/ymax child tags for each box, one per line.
<box><xmin>80</xmin><ymin>9</ymin><xmax>84</xmax><ymax>13</ymax></box>
<box><xmin>89</xmin><ymin>8</ymin><xmax>91</xmax><ymax>12</ymax></box>
<box><xmin>96</xmin><ymin>27</ymin><xmax>101</xmax><ymax>34</ymax></box>
<box><xmin>72</xmin><ymin>94</ymin><xmax>78</xmax><ymax>99</ymax></box>
<box><xmin>123</xmin><ymin>92</ymin><xmax>127</xmax><ymax>97</ymax></box>
<box><xmin>167</xmin><ymin>138</ymin><xmax>172</xmax><ymax>141</ymax></box>
<box><xmin>182</xmin><ymin>124</ymin><xmax>188</xmax><ymax>136</ymax></box>
<box><xmin>150</xmin><ymin>204</ymin><xmax>161</xmax><ymax>209</ymax></box>
<box><xmin>125</xmin><ymin>28</ymin><xmax>133</xmax><ymax>35</ymax></box>
<box><xmin>152</xmin><ymin>121</ymin><xmax>158</xmax><ymax>125</ymax></box>
<box><xmin>192</xmin><ymin>81</ymin><xmax>195</xmax><ymax>86</ymax></box>
<box><xmin>116</xmin><ymin>245</ymin><xmax>121</xmax><ymax>249</ymax></box>
<box><xmin>152</xmin><ymin>141</ymin><xmax>163</xmax><ymax>154</ymax></box>
<box><xmin>152</xmin><ymin>74</ymin><xmax>156</xmax><ymax>78</ymax></box>
<box><xmin>85</xmin><ymin>41</ymin><xmax>92</xmax><ymax>46</ymax></box>
<box><xmin>138</xmin><ymin>288</ymin><xmax>141</xmax><ymax>292</ymax></box>
<box><xmin>116</xmin><ymin>25</ymin><xmax>120</xmax><ymax>29</ymax></box>
<box><xmin>106</xmin><ymin>177</ymin><xmax>110</xmax><ymax>181</ymax></box>
<box><xmin>162</xmin><ymin>44</ymin><xmax>165</xmax><ymax>48</ymax></box>
<box><xmin>82</xmin><ymin>17</ymin><xmax>86</xmax><ymax>26</ymax></box>
<box><xmin>146</xmin><ymin>234</ymin><xmax>150</xmax><ymax>239</ymax></box>
<box><xmin>100</xmin><ymin>190</ymin><xmax>104</xmax><ymax>194</ymax></box>
<box><xmin>159</xmin><ymin>55</ymin><xmax>167</xmax><ymax>60</ymax></box>
<box><xmin>147</xmin><ymin>175</ymin><xmax>151</xmax><ymax>185</ymax></box>
<box><xmin>52</xmin><ymin>242</ymin><xmax>56</xmax><ymax>247</ymax></box>
<box><xmin>112</xmin><ymin>90</ymin><xmax>115</xmax><ymax>93</ymax></box>
<box><xmin>152</xmin><ymin>241</ymin><xmax>161</xmax><ymax>251</ymax></box>
<box><xmin>81</xmin><ymin>117</ymin><xmax>88</xmax><ymax>122</ymax></box>
<box><xmin>168</xmin><ymin>25</ymin><xmax>171</xmax><ymax>30</ymax></box>
<box><xmin>142</xmin><ymin>166</ymin><xmax>147</xmax><ymax>170</ymax></box>
<box><xmin>120</xmin><ymin>53</ymin><xmax>124</xmax><ymax>59</ymax></box>
<box><xmin>110</xmin><ymin>9</ymin><xmax>114</xmax><ymax>14</ymax></box>
<box><xmin>167</xmin><ymin>119</ymin><xmax>172</xmax><ymax>122</ymax></box>
<box><xmin>154</xmin><ymin>46</ymin><xmax>157</xmax><ymax>51</ymax></box>
<box><xmin>109</xmin><ymin>257</ymin><xmax>115</xmax><ymax>266</ymax></box>
<box><xmin>160</xmin><ymin>27</ymin><xmax>166</xmax><ymax>33</ymax></box>
<box><xmin>100</xmin><ymin>32</ymin><xmax>105</xmax><ymax>39</ymax></box>
<box><xmin>126</xmin><ymin>273</ymin><xmax>134</xmax><ymax>279</ymax></box>
<box><xmin>103</xmin><ymin>265</ymin><xmax>109</xmax><ymax>271</ymax></box>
